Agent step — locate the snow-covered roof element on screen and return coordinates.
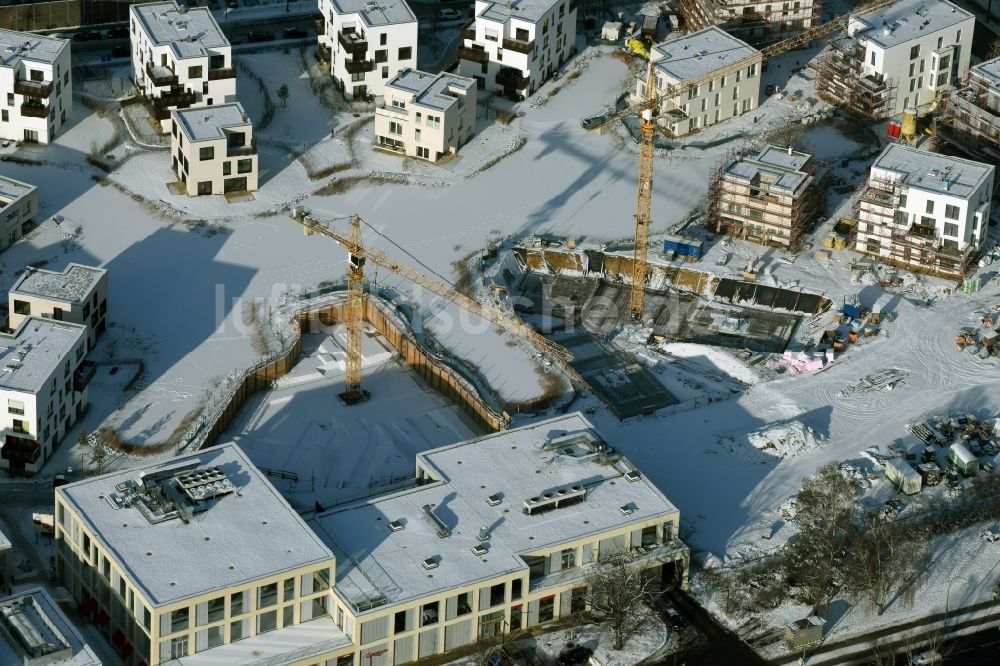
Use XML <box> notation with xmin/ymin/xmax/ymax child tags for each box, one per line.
<box><xmin>10</xmin><ymin>264</ymin><xmax>106</xmax><ymax>305</ymax></box>
<box><xmin>0</xmin><ymin>28</ymin><xmax>67</xmax><ymax>67</ymax></box>
<box><xmin>971</xmin><ymin>56</ymin><xmax>1000</xmax><ymax>89</ymax></box>
<box><xmin>312</xmin><ymin>413</ymin><xmax>679</xmax><ymax>613</ymax></box>
<box><xmin>950</xmin><ymin>441</ymin><xmax>976</xmax><ymax>464</ymax></box>
<box><xmin>870</xmin><ymin>144</ymin><xmax>994</xmax><ymax>200</ymax></box>
<box><xmin>57</xmin><ymin>444</ymin><xmax>336</xmax><ymax>607</ymax></box>
<box><xmin>651</xmin><ymin>27</ymin><xmax>758</xmax><ymax>85</ymax></box>
<box><xmin>0</xmin><ymin>175</ymin><xmax>35</xmax><ymax>205</ymax></box>
<box><xmin>886</xmin><ymin>457</ymin><xmax>920</xmax><ymax>478</ymax></box>
<box><xmin>724</xmin><ymin>145</ymin><xmax>813</xmax><ymax>193</ymax></box>
<box><xmin>0</xmin><ymin>588</ymin><xmax>101</xmax><ymax>666</ymax></box>
<box><xmin>477</xmin><ymin>0</ymin><xmax>569</xmax><ymax>24</ymax></box>
<box><xmin>171</xmin><ymin>614</ymin><xmax>351</xmax><ymax>665</ymax></box>
<box><xmin>0</xmin><ymin>317</ymin><xmax>85</xmax><ymax>394</ymax></box>
<box><xmin>852</xmin><ymin>0</ymin><xmax>973</xmax><ymax>50</ymax></box>
<box><xmin>131</xmin><ymin>1</ymin><xmax>229</xmax><ymax>59</ymax></box>
<box><xmin>174</xmin><ymin>103</ymin><xmax>252</xmax><ymax>142</ymax></box>
<box><xmin>386</xmin><ymin>69</ymin><xmax>475</xmax><ymax>113</ymax></box>
<box><xmin>330</xmin><ymin>0</ymin><xmax>416</xmax><ymax>27</ymax></box>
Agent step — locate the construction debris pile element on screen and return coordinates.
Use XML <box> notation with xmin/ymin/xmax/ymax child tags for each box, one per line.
<box><xmin>955</xmin><ymin>309</ymin><xmax>1000</xmax><ymax>361</ymax></box>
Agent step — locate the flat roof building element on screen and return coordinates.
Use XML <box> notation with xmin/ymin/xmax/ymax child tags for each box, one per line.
<box><xmin>853</xmin><ymin>144</ymin><xmax>994</xmax><ymax>277</ymax></box>
<box><xmin>938</xmin><ymin>56</ymin><xmax>1000</xmax><ymax>163</ymax></box>
<box><xmin>171</xmin><ymin>103</ymin><xmax>257</xmax><ymax>196</ymax></box>
<box><xmin>674</xmin><ymin>0</ymin><xmax>821</xmax><ymax>48</ymax></box>
<box><xmin>0</xmin><ymin>587</ymin><xmax>102</xmax><ymax>665</ymax></box>
<box><xmin>0</xmin><ymin>175</ymin><xmax>38</xmax><ymax>253</ymax></box>
<box><xmin>312</xmin><ymin>413</ymin><xmax>688</xmax><ymax>665</ymax></box>
<box><xmin>640</xmin><ymin>27</ymin><xmax>762</xmax><ymax>137</ymax></box>
<box><xmin>55</xmin><ymin>444</ymin><xmax>344</xmax><ymax>666</ymax></box>
<box><xmin>709</xmin><ymin>145</ymin><xmax>822</xmax><ymax>250</ymax></box>
<box><xmin>9</xmin><ymin>264</ymin><xmax>109</xmax><ymax>350</ymax></box>
<box><xmin>0</xmin><ymin>28</ymin><xmax>73</xmax><ymax>145</ymax></box>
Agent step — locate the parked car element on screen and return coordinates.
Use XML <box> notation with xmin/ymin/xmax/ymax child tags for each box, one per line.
<box><xmin>247</xmin><ymin>31</ymin><xmax>275</xmax><ymax>42</ymax></box>
<box><xmin>106</xmin><ymin>26</ymin><xmax>128</xmax><ymax>39</ymax></box>
<box><xmin>111</xmin><ymin>45</ymin><xmax>130</xmax><ymax>58</ymax></box>
<box><xmin>438</xmin><ymin>8</ymin><xmax>462</xmax><ymax>19</ymax></box>
<box><xmin>282</xmin><ymin>27</ymin><xmax>308</xmax><ymax>39</ymax></box>
<box><xmin>662</xmin><ymin>604</ymin><xmax>688</xmax><ymax>630</ymax></box>
<box><xmin>581</xmin><ymin>113</ymin><xmax>610</xmax><ymax>130</ymax></box>
<box><xmin>73</xmin><ymin>30</ymin><xmax>101</xmax><ymax>42</ymax></box>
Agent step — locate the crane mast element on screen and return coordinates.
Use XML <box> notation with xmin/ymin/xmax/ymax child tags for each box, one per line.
<box><xmin>342</xmin><ymin>214</ymin><xmax>368</xmax><ymax>404</ymax></box>
<box><xmin>630</xmin><ymin>63</ymin><xmax>658</xmax><ymax>320</ymax></box>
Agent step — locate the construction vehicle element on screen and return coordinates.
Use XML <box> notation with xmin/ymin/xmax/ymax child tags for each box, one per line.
<box><xmin>290</xmin><ymin>211</ymin><xmax>581</xmax><ymax>401</ymax></box>
<box><xmin>585</xmin><ymin>0</ymin><xmax>902</xmax><ymax>319</ymax></box>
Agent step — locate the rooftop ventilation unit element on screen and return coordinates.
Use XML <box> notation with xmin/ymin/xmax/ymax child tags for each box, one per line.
<box><xmin>421</xmin><ymin>557</ymin><xmax>439</xmax><ymax>570</ymax></box>
<box><xmin>624</xmin><ymin>470</ymin><xmax>642</xmax><ymax>482</ymax></box>
<box><xmin>422</xmin><ymin>504</ymin><xmax>451</xmax><ymax>538</ymax></box>
<box><xmin>388</xmin><ymin>520</ymin><xmax>404</xmax><ymax>532</ymax></box>
<box><xmin>523</xmin><ymin>484</ymin><xmax>587</xmax><ymax>515</ymax></box>
<box><xmin>472</xmin><ymin>544</ymin><xmax>488</xmax><ymax>556</ymax></box>
<box><xmin>486</xmin><ymin>494</ymin><xmax>502</xmax><ymax>506</ymax></box>
<box><xmin>619</xmin><ymin>504</ymin><xmax>635</xmax><ymax>516</ymax></box>
<box><xmin>477</xmin><ymin>525</ymin><xmax>491</xmax><ymax>541</ymax></box>
<box><xmin>175</xmin><ymin>466</ymin><xmax>237</xmax><ymax>502</ymax></box>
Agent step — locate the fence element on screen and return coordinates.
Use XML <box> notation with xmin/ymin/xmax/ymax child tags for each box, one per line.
<box><xmin>187</xmin><ymin>292</ymin><xmax>509</xmax><ymax>454</ymax></box>
<box><xmin>0</xmin><ymin>0</ymin><xmax>133</xmax><ymax>32</ymax></box>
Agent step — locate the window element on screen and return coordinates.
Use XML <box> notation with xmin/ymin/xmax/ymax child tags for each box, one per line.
<box><xmin>641</xmin><ymin>525</ymin><xmax>658</xmax><ymax>546</ymax></box>
<box><xmin>943</xmin><ymin>222</ymin><xmax>959</xmax><ymax>237</ymax></box>
<box><xmin>511</xmin><ymin>578</ymin><xmax>522</xmax><ymax>601</ymax></box>
<box><xmin>909</xmin><ymin>63</ymin><xmax>915</xmax><ymax>76</ymax></box>
<box><xmin>188</xmin><ymin>65</ymin><xmax>203</xmax><ymax>78</ymax></box>
<box><xmin>899</xmin><ymin>194</ymin><xmax>907</xmax><ymax>207</ymax></box>
<box><xmin>420</xmin><ymin>601</ymin><xmax>439</xmax><ymax>626</ymax></box>
<box><xmin>415</xmin><ymin>128</ymin><xmax>421</xmax><ymax>141</ymax></box>
<box><xmin>380</xmin><ymin>33</ymin><xmax>387</xmax><ymax>46</ymax></box>
<box><xmin>415</xmin><ymin>111</ymin><xmax>422</xmax><ymax>125</ymax></box>
<box><xmin>170</xmin><ymin>636</ymin><xmax>189</xmax><ymax>659</ymax></box>
<box><xmin>282</xmin><ymin>604</ymin><xmax>293</xmax><ymax>627</ymax></box>
<box><xmin>223</xmin><ymin>161</ymin><xmax>231</xmax><ymax>176</ymax></box>
<box><xmin>1</xmin><ymin>110</ymin><xmax>6</xmax><ymax>122</ymax></box>
<box><xmin>926</xmin><ymin>200</ymin><xmax>934</xmax><ymax>214</ymax></box>
<box><xmin>207</xmin><ymin>596</ymin><xmax>225</xmax><ymax>623</ymax></box>
<box><xmin>374</xmin><ymin>49</ymin><xmax>388</xmax><ymax>63</ymax></box>
<box><xmin>258</xmin><ymin>583</ymin><xmax>278</xmax><ymax>608</ymax></box>
<box><xmin>237</xmin><ymin>159</ymin><xmax>253</xmax><ymax>174</ymax></box>
<box><xmin>538</xmin><ymin>596</ymin><xmax>555</xmax><ymax>622</ymax></box>
<box><xmin>197</xmin><ymin>626</ymin><xmax>224</xmax><ymax>652</ymax></box>
<box><xmin>197</xmin><ymin>181</ymin><xmax>212</xmax><ymax>196</ymax></box>
<box><xmin>398</xmin><ymin>46</ymin><xmax>412</xmax><ymax>60</ymax></box>
<box><xmin>230</xmin><ymin>619</ymin><xmax>248</xmax><ymax>641</ymax></box>
<box><xmin>12</xmin><ymin>419</ymin><xmax>28</xmax><ymax>433</ymax></box>
<box><xmin>171</xmin><ymin>607</ymin><xmax>190</xmax><ymax>633</ymax></box>
<box><xmin>230</xmin><ymin>591</ymin><xmax>246</xmax><ymax>615</ymax></box>
<box><xmin>937</xmin><ymin>37</ymin><xmax>943</xmax><ymax>49</ymax></box>
<box><xmin>560</xmin><ymin>548</ymin><xmax>576</xmax><ymax>569</ymax></box>
<box><xmin>394</xmin><ymin>609</ymin><xmax>409</xmax><ymax>633</ymax></box>
<box><xmin>936</xmin><ymin>72</ymin><xmax>947</xmax><ymax>86</ymax></box>
<box><xmin>389</xmin><ymin>121</ymin><xmax>402</xmax><ymax>135</ymax></box>
<box><xmin>13</xmin><ymin>300</ymin><xmax>30</xmax><ymax>315</ymax></box>
<box><xmin>8</xmin><ymin>400</ymin><xmax>24</xmax><ymax>415</ymax></box>
<box><xmin>257</xmin><ymin>610</ymin><xmax>278</xmax><ymax>634</ymax></box>
<box><xmin>957</xmin><ymin>29</ymin><xmax>962</xmax><ymax>42</ymax></box>
<box><xmin>382</xmin><ymin>66</ymin><xmax>389</xmax><ymax>79</ymax></box>
<box><xmin>427</xmin><ymin>115</ymin><xmax>441</xmax><ymax>129</ymax></box>
<box><xmin>351</xmin><ymin>72</ymin><xmax>364</xmax><ymax>82</ymax></box>
<box><xmin>199</xmin><ymin>146</ymin><xmax>214</xmax><ymax>161</ymax></box>
<box><xmin>945</xmin><ymin>204</ymin><xmax>959</xmax><ymax>220</ymax></box>
<box><xmin>909</xmin><ymin>45</ymin><xmax>920</xmax><ymax>60</ymax></box>
<box><xmin>870</xmin><ymin>51</ymin><xmax>875</xmax><ymax>65</ymax></box>
<box><xmin>283</xmin><ymin>578</ymin><xmax>295</xmax><ymax>602</ymax></box>
<box><xmin>920</xmin><ymin>215</ymin><xmax>935</xmax><ymax>228</ymax></box>
<box><xmin>489</xmin><ymin>582</ymin><xmax>505</xmax><ymax>607</ymax></box>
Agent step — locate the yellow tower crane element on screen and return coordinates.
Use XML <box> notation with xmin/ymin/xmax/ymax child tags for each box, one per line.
<box><xmin>598</xmin><ymin>0</ymin><xmax>902</xmax><ymax>320</ymax></box>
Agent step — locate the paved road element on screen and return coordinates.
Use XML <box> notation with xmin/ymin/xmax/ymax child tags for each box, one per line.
<box><xmin>654</xmin><ymin>588</ymin><xmax>766</xmax><ymax>666</ymax></box>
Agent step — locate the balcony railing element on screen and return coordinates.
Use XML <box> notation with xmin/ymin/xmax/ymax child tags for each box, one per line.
<box><xmin>502</xmin><ymin>37</ymin><xmax>533</xmax><ymax>54</ymax></box>
<box><xmin>227</xmin><ymin>139</ymin><xmax>257</xmax><ymax>157</ymax></box>
<box><xmin>528</xmin><ymin>541</ymin><xmax>688</xmax><ymax>592</ymax></box>
<box><xmin>496</xmin><ymin>67</ymin><xmax>529</xmax><ymax>89</ymax></box>
<box><xmin>457</xmin><ymin>46</ymin><xmax>488</xmax><ymax>64</ymax></box>
<box><xmin>907</xmin><ymin>223</ymin><xmax>938</xmax><ymax>239</ymax></box>
<box><xmin>74</xmin><ymin>360</ymin><xmax>97</xmax><ymax>392</ymax></box>
<box><xmin>459</xmin><ymin>21</ymin><xmax>476</xmax><ymax>41</ymax></box>
<box><xmin>337</xmin><ymin>29</ymin><xmax>368</xmax><ymax>55</ymax></box>
<box><xmin>20</xmin><ymin>103</ymin><xmax>48</xmax><ymax>119</ymax></box>
<box><xmin>14</xmin><ymin>79</ymin><xmax>53</xmax><ymax>98</ymax></box>
<box><xmin>2</xmin><ymin>434</ymin><xmax>41</xmax><ymax>464</ymax></box>
<box><xmin>152</xmin><ymin>90</ymin><xmax>197</xmax><ymax>120</ymax></box>
<box><xmin>207</xmin><ymin>67</ymin><xmax>236</xmax><ymax>81</ymax></box>
<box><xmin>344</xmin><ymin>59</ymin><xmax>374</xmax><ymax>75</ymax></box>
<box><xmin>146</xmin><ymin>61</ymin><xmax>178</xmax><ymax>87</ymax></box>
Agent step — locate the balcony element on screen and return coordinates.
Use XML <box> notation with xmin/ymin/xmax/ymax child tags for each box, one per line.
<box><xmin>207</xmin><ymin>67</ymin><xmax>236</xmax><ymax>81</ymax></box>
<box><xmin>907</xmin><ymin>223</ymin><xmax>938</xmax><ymax>240</ymax></box>
<box><xmin>227</xmin><ymin>139</ymin><xmax>257</xmax><ymax>157</ymax></box>
<box><xmin>146</xmin><ymin>61</ymin><xmax>178</xmax><ymax>88</ymax></box>
<box><xmin>74</xmin><ymin>360</ymin><xmax>96</xmax><ymax>392</ymax></box>
<box><xmin>2</xmin><ymin>434</ymin><xmax>41</xmax><ymax>465</ymax></box>
<box><xmin>338</xmin><ymin>29</ymin><xmax>368</xmax><ymax>55</ymax></box>
<box><xmin>14</xmin><ymin>79</ymin><xmax>53</xmax><ymax>98</ymax></box>
<box><xmin>457</xmin><ymin>45</ymin><xmax>488</xmax><ymax>64</ymax></box>
<box><xmin>496</xmin><ymin>67</ymin><xmax>529</xmax><ymax>90</ymax></box>
<box><xmin>152</xmin><ymin>90</ymin><xmax>197</xmax><ymax>120</ymax></box>
<box><xmin>502</xmin><ymin>37</ymin><xmax>533</xmax><ymax>54</ymax></box>
<box><xmin>344</xmin><ymin>59</ymin><xmax>374</xmax><ymax>75</ymax></box>
<box><xmin>20</xmin><ymin>102</ymin><xmax>48</xmax><ymax>119</ymax></box>
<box><xmin>528</xmin><ymin>541</ymin><xmax>688</xmax><ymax>592</ymax></box>
<box><xmin>459</xmin><ymin>21</ymin><xmax>476</xmax><ymax>41</ymax></box>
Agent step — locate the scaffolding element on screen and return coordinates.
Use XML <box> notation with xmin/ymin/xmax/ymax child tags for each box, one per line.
<box><xmin>813</xmin><ymin>39</ymin><xmax>898</xmax><ymax>120</ymax></box>
<box><xmin>675</xmin><ymin>0</ymin><xmax>824</xmax><ymax>47</ymax></box>
<box><xmin>850</xmin><ymin>174</ymin><xmax>974</xmax><ymax>279</ymax></box>
<box><xmin>935</xmin><ymin>70</ymin><xmax>1000</xmax><ymax>163</ymax></box>
<box><xmin>707</xmin><ymin>146</ymin><xmax>824</xmax><ymax>251</ymax></box>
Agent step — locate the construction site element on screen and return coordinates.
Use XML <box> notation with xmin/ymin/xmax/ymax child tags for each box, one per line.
<box><xmin>707</xmin><ymin>144</ymin><xmax>825</xmax><ymax>250</ymax></box>
<box><xmin>936</xmin><ymin>57</ymin><xmax>1000</xmax><ymax>163</ymax></box>
<box><xmin>673</xmin><ymin>0</ymin><xmax>823</xmax><ymax>47</ymax></box>
<box><xmin>813</xmin><ymin>37</ymin><xmax>898</xmax><ymax>120</ymax></box>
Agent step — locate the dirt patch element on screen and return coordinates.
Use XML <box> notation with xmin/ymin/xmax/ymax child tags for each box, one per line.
<box><xmin>313</xmin><ymin>173</ymin><xmax>408</xmax><ymax>196</ymax></box>
<box><xmin>470</xmin><ymin>135</ymin><xmax>527</xmax><ymax>177</ymax></box>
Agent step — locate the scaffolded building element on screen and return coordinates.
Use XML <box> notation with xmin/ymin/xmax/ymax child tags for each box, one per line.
<box><xmin>813</xmin><ymin>36</ymin><xmax>897</xmax><ymax>120</ymax></box>
<box><xmin>674</xmin><ymin>0</ymin><xmax>822</xmax><ymax>47</ymax></box>
<box><xmin>708</xmin><ymin>145</ymin><xmax>823</xmax><ymax>250</ymax></box>
<box><xmin>936</xmin><ymin>57</ymin><xmax>1000</xmax><ymax>164</ymax></box>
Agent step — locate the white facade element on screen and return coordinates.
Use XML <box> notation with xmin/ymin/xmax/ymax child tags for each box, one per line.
<box><xmin>855</xmin><ymin>144</ymin><xmax>994</xmax><ymax>276</ymax></box>
<box><xmin>0</xmin><ymin>29</ymin><xmax>72</xmax><ymax>144</ymax></box>
<box><xmin>848</xmin><ymin>0</ymin><xmax>974</xmax><ymax>116</ymax></box>
<box><xmin>0</xmin><ymin>175</ymin><xmax>38</xmax><ymax>252</ymax></box>
<box><xmin>130</xmin><ymin>1</ymin><xmax>236</xmax><ymax>133</ymax></box>
<box><xmin>0</xmin><ymin>317</ymin><xmax>90</xmax><ymax>475</ymax></box>
<box><xmin>639</xmin><ymin>27</ymin><xmax>761</xmax><ymax>138</ymax></box>
<box><xmin>319</xmin><ymin>0</ymin><xmax>418</xmax><ymax>100</ymax></box>
<box><xmin>457</xmin><ymin>0</ymin><xmax>577</xmax><ymax>99</ymax></box>
<box><xmin>8</xmin><ymin>264</ymin><xmax>109</xmax><ymax>350</ymax></box>
<box><xmin>171</xmin><ymin>103</ymin><xmax>258</xmax><ymax>196</ymax></box>
<box><xmin>375</xmin><ymin>69</ymin><xmax>478</xmax><ymax>162</ymax></box>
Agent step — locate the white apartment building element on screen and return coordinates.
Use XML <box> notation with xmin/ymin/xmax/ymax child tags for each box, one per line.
<box><xmin>816</xmin><ymin>0</ymin><xmax>974</xmax><ymax>119</ymax></box>
<box><xmin>639</xmin><ymin>27</ymin><xmax>761</xmax><ymax>138</ymax></box>
<box><xmin>457</xmin><ymin>0</ymin><xmax>577</xmax><ymax>99</ymax></box>
<box><xmin>0</xmin><ymin>317</ymin><xmax>90</xmax><ymax>475</ymax></box>
<box><xmin>0</xmin><ymin>28</ymin><xmax>72</xmax><ymax>144</ymax></box>
<box><xmin>319</xmin><ymin>0</ymin><xmax>418</xmax><ymax>100</ymax></box>
<box><xmin>854</xmin><ymin>144</ymin><xmax>994</xmax><ymax>278</ymax></box>
<box><xmin>0</xmin><ymin>175</ymin><xmax>38</xmax><ymax>252</ymax></box>
<box><xmin>55</xmin><ymin>444</ymin><xmax>348</xmax><ymax>666</ymax></box>
<box><xmin>171</xmin><ymin>103</ymin><xmax>258</xmax><ymax>196</ymax></box>
<box><xmin>375</xmin><ymin>69</ymin><xmax>478</xmax><ymax>162</ymax></box>
<box><xmin>0</xmin><ymin>587</ymin><xmax>102</xmax><ymax>665</ymax></box>
<box><xmin>8</xmin><ymin>263</ymin><xmax>109</xmax><ymax>350</ymax></box>
<box><xmin>675</xmin><ymin>0</ymin><xmax>821</xmax><ymax>47</ymax></box>
<box><xmin>312</xmin><ymin>413</ymin><xmax>689</xmax><ymax>666</ymax></box>
<box><xmin>130</xmin><ymin>1</ymin><xmax>236</xmax><ymax>133</ymax></box>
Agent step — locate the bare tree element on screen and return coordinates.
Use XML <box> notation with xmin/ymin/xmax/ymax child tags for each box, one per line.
<box><xmin>584</xmin><ymin>552</ymin><xmax>659</xmax><ymax>650</ymax></box>
<box><xmin>86</xmin><ymin>430</ymin><xmax>108</xmax><ymax>476</ymax></box>
<box><xmin>277</xmin><ymin>84</ymin><xmax>290</xmax><ymax>110</ymax></box>
<box><xmin>989</xmin><ymin>37</ymin><xmax>1000</xmax><ymax>61</ymax></box>
<box><xmin>846</xmin><ymin>513</ymin><xmax>929</xmax><ymax>616</ymax></box>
